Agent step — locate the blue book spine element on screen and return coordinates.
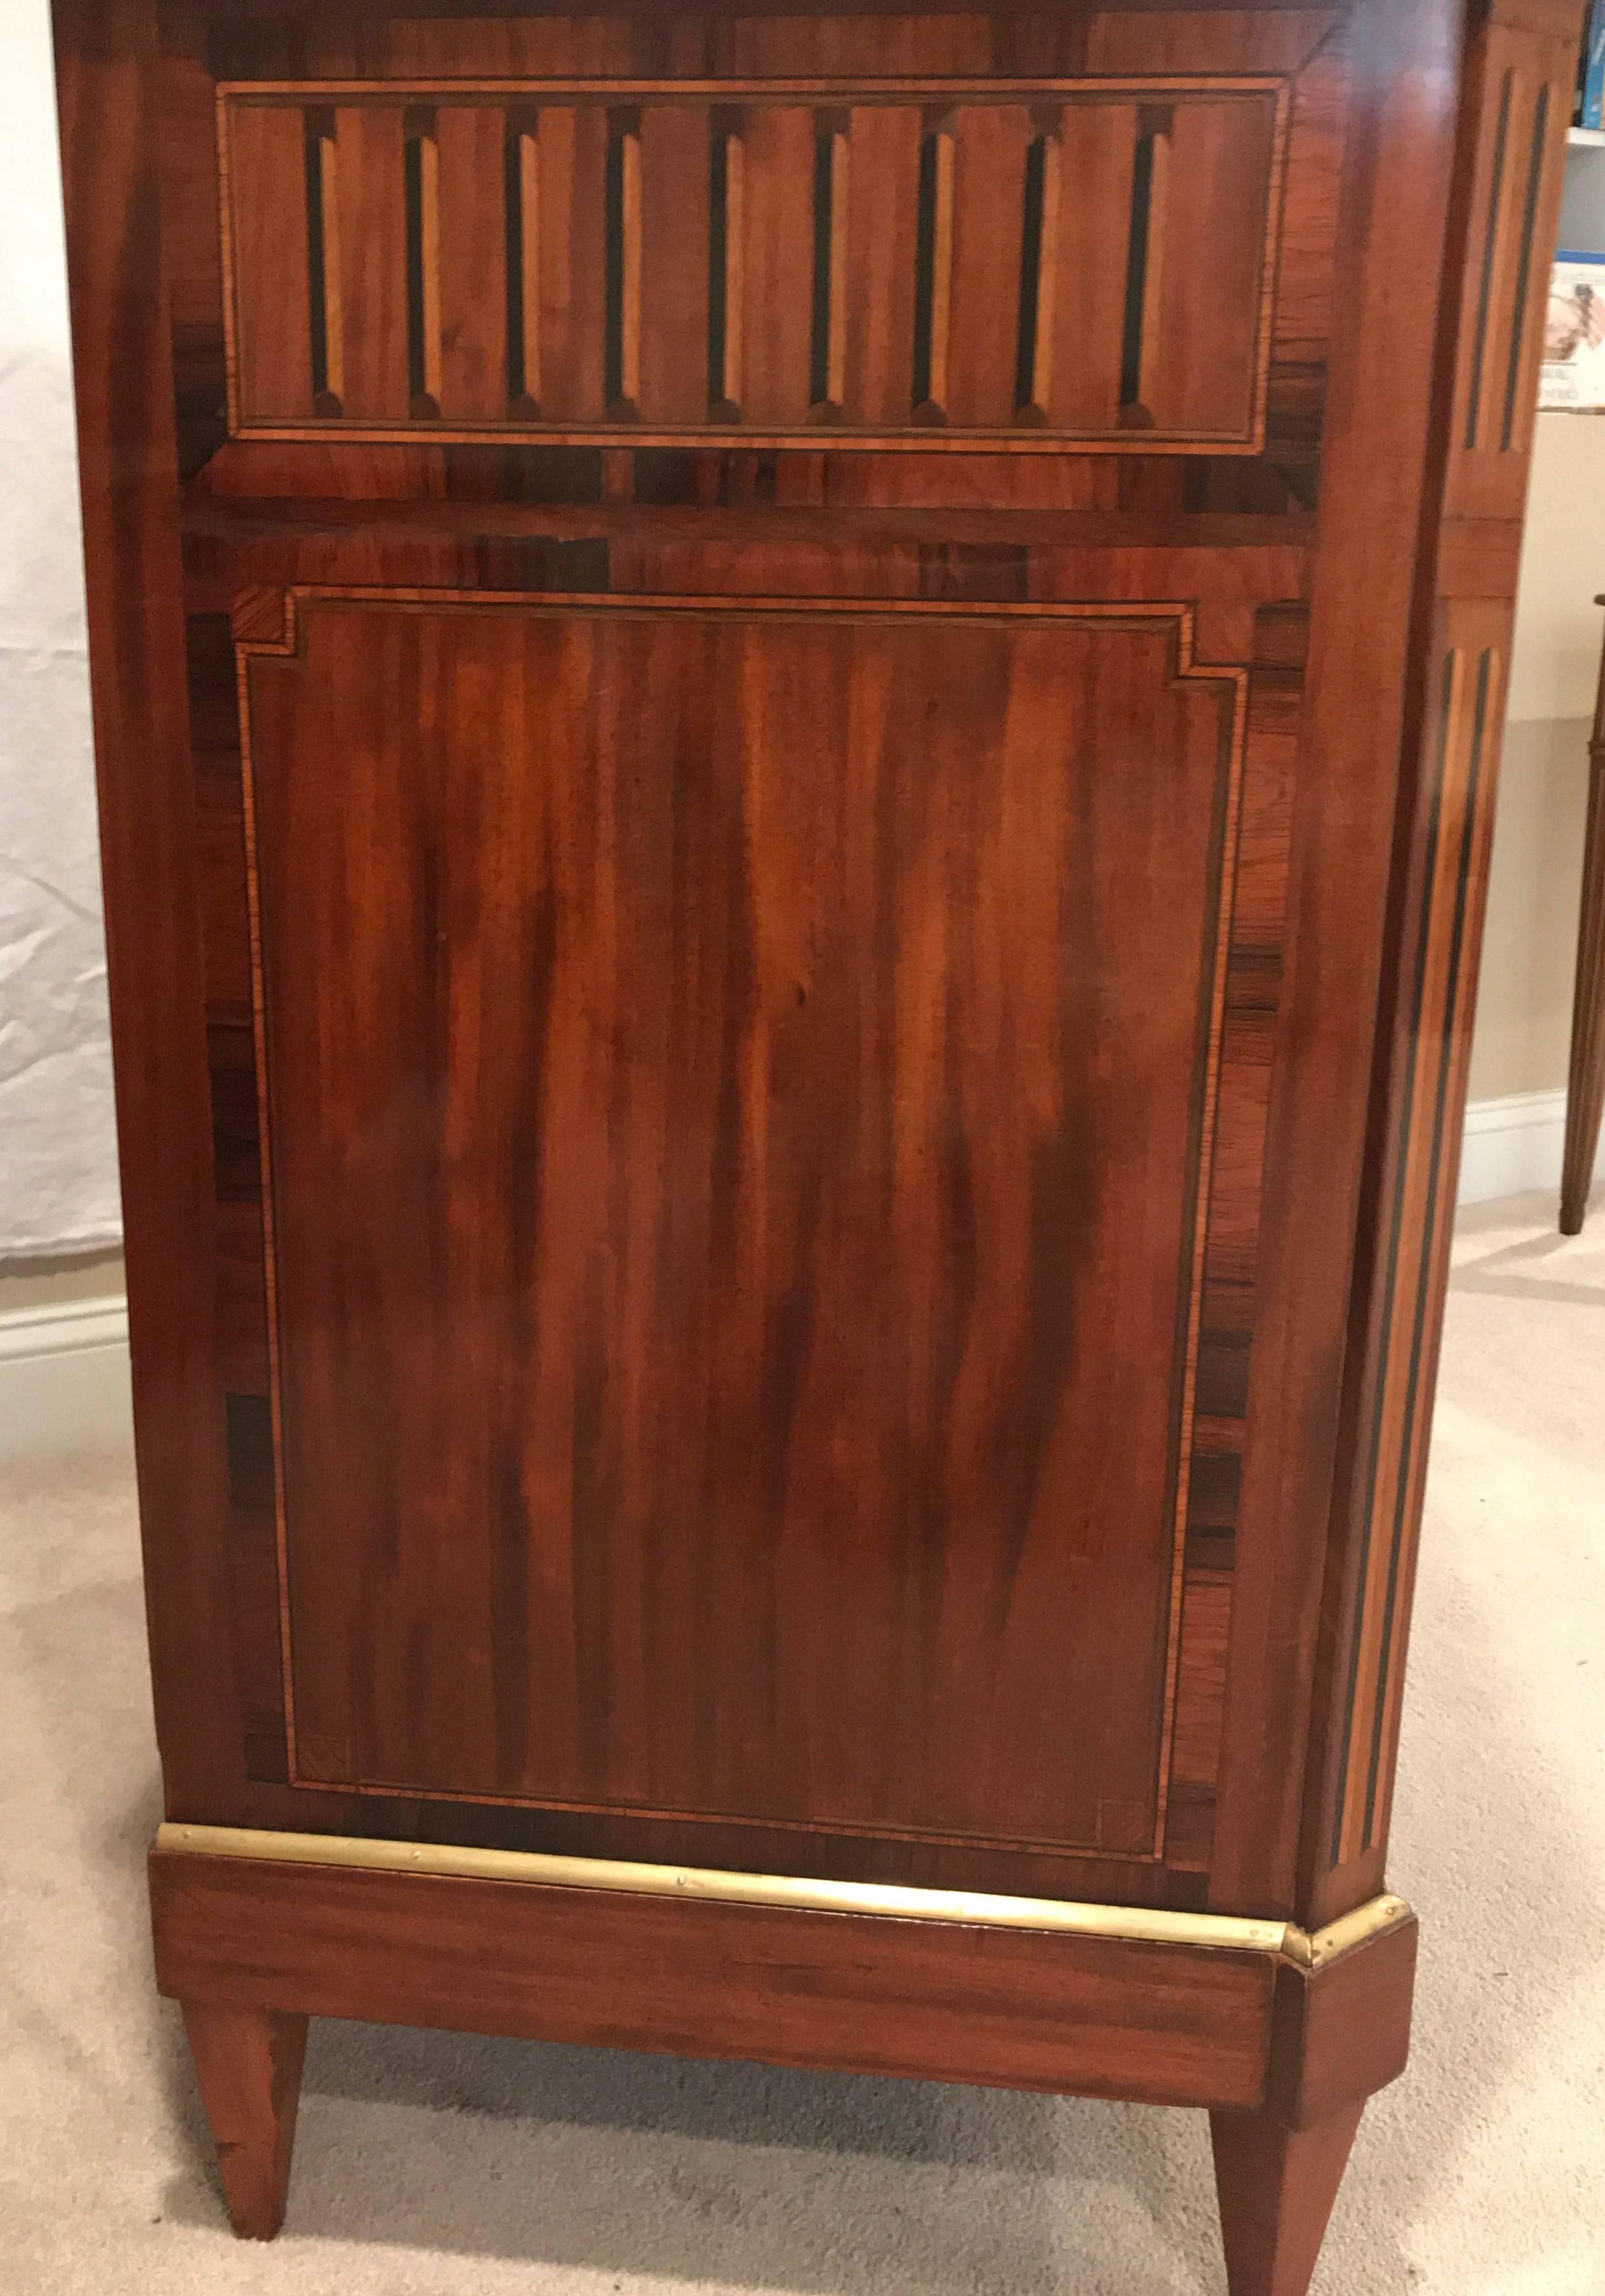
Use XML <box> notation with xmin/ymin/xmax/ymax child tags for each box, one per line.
<box><xmin>1584</xmin><ymin>0</ymin><xmax>1605</xmax><ymax>131</ymax></box>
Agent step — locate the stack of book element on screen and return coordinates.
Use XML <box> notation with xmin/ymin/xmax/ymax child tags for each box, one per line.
<box><xmin>1541</xmin><ymin>253</ymin><xmax>1605</xmax><ymax>408</ymax></box>
<box><xmin>1582</xmin><ymin>0</ymin><xmax>1605</xmax><ymax>129</ymax></box>
<box><xmin>1545</xmin><ymin>6</ymin><xmax>1605</xmax><ymax>407</ymax></box>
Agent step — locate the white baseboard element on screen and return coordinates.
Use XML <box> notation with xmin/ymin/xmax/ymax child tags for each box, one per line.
<box><xmin>1456</xmin><ymin>1086</ymin><xmax>1602</xmax><ymax>1208</ymax></box>
<box><xmin>0</xmin><ymin>1097</ymin><xmax>1593</xmax><ymax>1460</ymax></box>
<box><xmin>0</xmin><ymin>1295</ymin><xmax>133</xmax><ymax>1463</ymax></box>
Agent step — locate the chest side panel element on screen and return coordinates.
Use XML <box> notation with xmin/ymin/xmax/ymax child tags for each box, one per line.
<box><xmin>149</xmin><ymin>0</ymin><xmax>1351</xmax><ymax>1907</ymax></box>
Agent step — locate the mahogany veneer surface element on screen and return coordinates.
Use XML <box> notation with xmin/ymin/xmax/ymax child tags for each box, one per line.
<box><xmin>50</xmin><ymin>0</ymin><xmax>1580</xmax><ymax>2286</ymax></box>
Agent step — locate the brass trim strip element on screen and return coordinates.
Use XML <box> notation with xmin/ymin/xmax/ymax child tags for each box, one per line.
<box><xmin>1303</xmin><ymin>1893</ymin><xmax>1415</xmax><ymax>1970</ymax></box>
<box><xmin>218</xmin><ymin>76</ymin><xmax>1288</xmax><ymax>101</ymax></box>
<box><xmin>155</xmin><ymin>1824</ymin><xmax>1412</xmax><ymax>1968</ymax></box>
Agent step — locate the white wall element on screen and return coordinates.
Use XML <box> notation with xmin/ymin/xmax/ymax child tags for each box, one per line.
<box><xmin>1467</xmin><ymin>415</ymin><xmax>1605</xmax><ymax>1107</ymax></box>
<box><xmin>1455</xmin><ymin>145</ymin><xmax>1605</xmax><ymax>1210</ymax></box>
<box><xmin>0</xmin><ymin>0</ymin><xmax>120</xmax><ymax>1261</ymax></box>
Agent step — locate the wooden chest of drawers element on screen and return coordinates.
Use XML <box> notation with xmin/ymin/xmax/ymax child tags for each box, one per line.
<box><xmin>51</xmin><ymin>0</ymin><xmax>1576</xmax><ymax>2285</ymax></box>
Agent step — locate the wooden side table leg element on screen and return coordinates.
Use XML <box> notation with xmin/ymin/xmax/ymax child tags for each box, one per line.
<box><xmin>180</xmin><ymin>2001</ymin><xmax>308</xmax><ymax>2239</ymax></box>
<box><xmin>1561</xmin><ymin>744</ymin><xmax>1605</xmax><ymax>1235</ymax></box>
<box><xmin>1211</xmin><ymin>2102</ymin><xmax>1364</xmax><ymax>2296</ymax></box>
<box><xmin>1211</xmin><ymin>1911</ymin><xmax>1417</xmax><ymax>2296</ymax></box>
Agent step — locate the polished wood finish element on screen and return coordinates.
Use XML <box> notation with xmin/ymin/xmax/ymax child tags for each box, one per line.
<box><xmin>1211</xmin><ymin>0</ymin><xmax>1467</xmax><ymax>1921</ymax></box>
<box><xmin>185</xmin><ymin>521</ymin><xmax>1307</xmax><ymax>1902</ymax></box>
<box><xmin>1211</xmin><ymin>2103</ymin><xmax>1366</xmax><ymax>2296</ymax></box>
<box><xmin>178</xmin><ymin>2001</ymin><xmax>307</xmax><ymax>2239</ymax></box>
<box><xmin>1209</xmin><ymin>1912</ymin><xmax>1415</xmax><ymax>2295</ymax></box>
<box><xmin>1304</xmin><ymin>0</ymin><xmax>1580</xmax><ymax>1928</ymax></box>
<box><xmin>53</xmin><ymin>0</ymin><xmax>240</xmax><ymax>1824</ymax></box>
<box><xmin>1560</xmin><ymin>606</ymin><xmax>1605</xmax><ymax>1232</ymax></box>
<box><xmin>244</xmin><ymin>591</ymin><xmax>1241</xmax><ymax>1847</ymax></box>
<box><xmin>1269</xmin><ymin>1913</ymin><xmax>1418</xmax><ymax>2130</ymax></box>
<box><xmin>53</xmin><ymin>0</ymin><xmax>1580</xmax><ymax>2285</ymax></box>
<box><xmin>151</xmin><ymin>1846</ymin><xmax>1279</xmax><ymax>2109</ymax></box>
<box><xmin>217</xmin><ymin>77</ymin><xmax>1288</xmax><ymax>448</ymax></box>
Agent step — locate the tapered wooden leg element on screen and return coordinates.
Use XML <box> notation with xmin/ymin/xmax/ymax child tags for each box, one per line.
<box><xmin>1561</xmin><ymin>742</ymin><xmax>1605</xmax><ymax>1234</ymax></box>
<box><xmin>1210</xmin><ymin>2102</ymin><xmax>1364</xmax><ymax>2296</ymax></box>
<box><xmin>180</xmin><ymin>2001</ymin><xmax>308</xmax><ymax>2239</ymax></box>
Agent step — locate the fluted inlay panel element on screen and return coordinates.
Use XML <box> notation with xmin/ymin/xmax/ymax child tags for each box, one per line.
<box><xmin>220</xmin><ymin>79</ymin><xmax>1288</xmax><ymax>451</ymax></box>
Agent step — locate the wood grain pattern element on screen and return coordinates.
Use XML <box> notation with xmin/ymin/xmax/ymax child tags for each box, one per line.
<box><xmin>179</xmin><ymin>2001</ymin><xmax>307</xmax><ymax>2240</ymax></box>
<box><xmin>535</xmin><ymin>103</ymin><xmax>610</xmax><ymax>422</ymax></box>
<box><xmin>1260</xmin><ymin>29</ymin><xmax>1347</xmax><ymax>480</ymax></box>
<box><xmin>214</xmin><ymin>79</ymin><xmax>1291</xmax><ymax>450</ymax></box>
<box><xmin>733</xmin><ymin>105</ymin><xmax>818</xmax><ymax>424</ymax></box>
<box><xmin>1448</xmin><ymin>20</ymin><xmax>1575</xmax><ymax>517</ymax></box>
<box><xmin>58</xmin><ymin>0</ymin><xmax>1557</xmax><ymax>2278</ymax></box>
<box><xmin>940</xmin><ymin>103</ymin><xmax>1031</xmax><ymax>425</ymax></box>
<box><xmin>434</xmin><ymin>105</ymin><xmax>508</xmax><ymax>420</ymax></box>
<box><xmin>1042</xmin><ymin>100</ymin><xmax>1137</xmax><ymax>431</ymax></box>
<box><xmin>1208</xmin><ymin>0</ymin><xmax>1467</xmax><ymax>1923</ymax></box>
<box><xmin>1270</xmin><ymin>1912</ymin><xmax>1417</xmax><ymax>2132</ymax></box>
<box><xmin>1327</xmin><ymin>623</ymin><xmax>1507</xmax><ymax>1878</ymax></box>
<box><xmin>197</xmin><ymin>8</ymin><xmax>1340</xmax><ymax>88</ymax></box>
<box><xmin>238</xmin><ymin>589</ymin><xmax>1244</xmax><ymax>1850</ymax></box>
<box><xmin>223</xmin><ymin>101</ymin><xmax>312</xmax><ymax>422</ymax></box>
<box><xmin>151</xmin><ymin>1847</ymin><xmax>1279</xmax><ymax>2110</ymax></box>
<box><xmin>841</xmin><ymin>103</ymin><xmax>923</xmax><ymax>425</ymax></box>
<box><xmin>1208</xmin><ymin>1909</ymin><xmax>1414</xmax><ymax>2290</ymax></box>
<box><xmin>637</xmin><ymin>104</ymin><xmax>711</xmax><ymax>424</ymax></box>
<box><xmin>1303</xmin><ymin>0</ymin><xmax>1582</xmax><ymax>1930</ymax></box>
<box><xmin>178</xmin><ymin>513</ymin><xmax>1307</xmax><ymax>1903</ymax></box>
<box><xmin>330</xmin><ymin>105</ymin><xmax>410</xmax><ymax>418</ymax></box>
<box><xmin>1211</xmin><ymin>2103</ymin><xmax>1366</xmax><ymax>2296</ymax></box>
<box><xmin>1139</xmin><ymin>97</ymin><xmax>1282</xmax><ymax>439</ymax></box>
<box><xmin>159</xmin><ymin>44</ymin><xmax>230</xmax><ymax>479</ymax></box>
<box><xmin>53</xmin><ymin>0</ymin><xmax>240</xmax><ymax>1820</ymax></box>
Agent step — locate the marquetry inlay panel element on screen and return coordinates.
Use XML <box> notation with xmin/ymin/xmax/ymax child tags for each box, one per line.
<box><xmin>218</xmin><ymin>79</ymin><xmax>1289</xmax><ymax>450</ymax></box>
<box><xmin>1446</xmin><ymin>23</ymin><xmax>1575</xmax><ymax>519</ymax></box>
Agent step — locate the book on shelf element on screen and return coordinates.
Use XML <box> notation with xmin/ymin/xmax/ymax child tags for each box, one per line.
<box><xmin>1582</xmin><ymin>0</ymin><xmax>1605</xmax><ymax>129</ymax></box>
<box><xmin>1542</xmin><ymin>251</ymin><xmax>1605</xmax><ymax>410</ymax></box>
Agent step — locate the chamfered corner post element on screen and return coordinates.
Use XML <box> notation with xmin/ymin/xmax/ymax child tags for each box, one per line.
<box><xmin>1211</xmin><ymin>1908</ymin><xmax>1418</xmax><ymax>2296</ymax></box>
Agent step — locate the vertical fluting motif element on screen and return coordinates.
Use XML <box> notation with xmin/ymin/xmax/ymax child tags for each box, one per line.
<box><xmin>218</xmin><ymin>83</ymin><xmax>1286</xmax><ymax>444</ymax></box>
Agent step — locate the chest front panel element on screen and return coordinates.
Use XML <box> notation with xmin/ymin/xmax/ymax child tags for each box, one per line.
<box><xmin>163</xmin><ymin>2</ymin><xmax>1368</xmax><ymax>1906</ymax></box>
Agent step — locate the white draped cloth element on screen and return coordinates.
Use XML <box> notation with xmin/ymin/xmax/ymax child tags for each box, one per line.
<box><xmin>0</xmin><ymin>0</ymin><xmax>120</xmax><ymax>1258</ymax></box>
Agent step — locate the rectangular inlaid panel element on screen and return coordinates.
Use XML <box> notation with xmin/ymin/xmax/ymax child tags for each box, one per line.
<box><xmin>237</xmin><ymin>591</ymin><xmax>1245</xmax><ymax>1853</ymax></box>
<box><xmin>218</xmin><ymin>80</ymin><xmax>1288</xmax><ymax>450</ymax></box>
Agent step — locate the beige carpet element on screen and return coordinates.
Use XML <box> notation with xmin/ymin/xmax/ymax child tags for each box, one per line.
<box><xmin>2</xmin><ymin>1191</ymin><xmax>1601</xmax><ymax>2295</ymax></box>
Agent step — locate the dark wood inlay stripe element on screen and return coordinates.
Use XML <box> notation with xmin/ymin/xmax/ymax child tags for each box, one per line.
<box><xmin>1119</xmin><ymin>123</ymin><xmax>1157</xmax><ymax>410</ymax></box>
<box><xmin>302</xmin><ymin>109</ymin><xmax>333</xmax><ymax>407</ymax></box>
<box><xmin>1463</xmin><ymin>70</ymin><xmax>1511</xmax><ymax>451</ymax></box>
<box><xmin>1499</xmin><ymin>80</ymin><xmax>1550</xmax><ymax>453</ymax></box>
